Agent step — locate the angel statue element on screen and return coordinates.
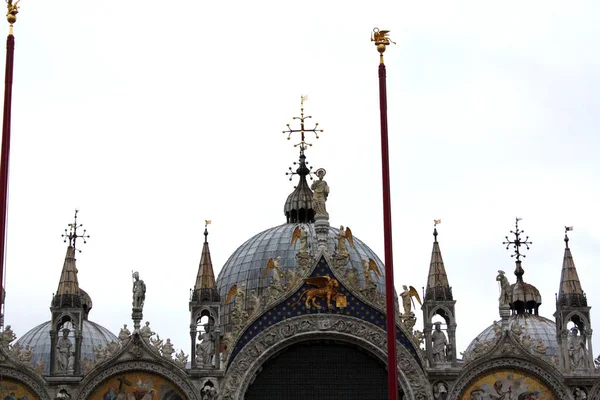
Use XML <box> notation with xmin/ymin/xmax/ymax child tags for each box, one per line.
<box><xmin>264</xmin><ymin>257</ymin><xmax>283</xmax><ymax>281</ymax></box>
<box><xmin>336</xmin><ymin>226</ymin><xmax>355</xmax><ymax>256</ymax></box>
<box><xmin>290</xmin><ymin>225</ymin><xmax>308</xmax><ymax>253</ymax></box>
<box><xmin>226</xmin><ymin>283</ymin><xmax>248</xmax><ymax>329</ymax></box>
<box><xmin>361</xmin><ymin>258</ymin><xmax>381</xmax><ymax>287</ymax></box>
<box><xmin>400</xmin><ymin>285</ymin><xmax>422</xmax><ymax>315</ymax></box>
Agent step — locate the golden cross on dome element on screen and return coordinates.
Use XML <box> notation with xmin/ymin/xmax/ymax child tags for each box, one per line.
<box><xmin>282</xmin><ymin>95</ymin><xmax>323</xmax><ymax>153</ymax></box>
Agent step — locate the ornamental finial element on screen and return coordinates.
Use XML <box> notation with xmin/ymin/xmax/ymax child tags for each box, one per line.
<box><xmin>282</xmin><ymin>95</ymin><xmax>323</xmax><ymax>153</ymax></box>
<box><xmin>371</xmin><ymin>28</ymin><xmax>395</xmax><ymax>64</ymax></box>
<box><xmin>6</xmin><ymin>0</ymin><xmax>19</xmax><ymax>34</ymax></box>
<box><xmin>502</xmin><ymin>217</ymin><xmax>532</xmax><ymax>262</ymax></box>
<box><xmin>61</xmin><ymin>209</ymin><xmax>90</xmax><ymax>254</ymax></box>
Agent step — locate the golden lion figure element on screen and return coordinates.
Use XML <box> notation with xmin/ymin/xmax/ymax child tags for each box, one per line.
<box><xmin>293</xmin><ymin>276</ymin><xmax>339</xmax><ymax>309</ymax></box>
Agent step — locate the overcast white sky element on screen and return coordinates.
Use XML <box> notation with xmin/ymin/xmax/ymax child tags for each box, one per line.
<box><xmin>2</xmin><ymin>1</ymin><xmax>600</xmax><ymax>359</ymax></box>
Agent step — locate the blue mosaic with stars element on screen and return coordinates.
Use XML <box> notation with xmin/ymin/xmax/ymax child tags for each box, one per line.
<box><xmin>228</xmin><ymin>256</ymin><xmax>421</xmax><ymax>368</ymax></box>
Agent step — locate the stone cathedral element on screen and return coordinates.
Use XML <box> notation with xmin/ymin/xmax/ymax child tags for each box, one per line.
<box><xmin>0</xmin><ymin>103</ymin><xmax>599</xmax><ymax>400</ymax></box>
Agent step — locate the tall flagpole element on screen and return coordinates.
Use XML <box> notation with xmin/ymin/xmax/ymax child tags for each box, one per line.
<box><xmin>0</xmin><ymin>0</ymin><xmax>19</xmax><ymax>323</ymax></box>
<box><xmin>371</xmin><ymin>28</ymin><xmax>398</xmax><ymax>399</ymax></box>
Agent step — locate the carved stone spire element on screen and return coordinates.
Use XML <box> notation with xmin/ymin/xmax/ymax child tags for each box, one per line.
<box><xmin>52</xmin><ymin>246</ymin><xmax>81</xmax><ymax>308</ymax></box>
<box><xmin>192</xmin><ymin>223</ymin><xmax>220</xmax><ymax>302</ymax></box>
<box><xmin>425</xmin><ymin>226</ymin><xmax>452</xmax><ymax>301</ymax></box>
<box><xmin>557</xmin><ymin>231</ymin><xmax>586</xmax><ymax>307</ymax></box>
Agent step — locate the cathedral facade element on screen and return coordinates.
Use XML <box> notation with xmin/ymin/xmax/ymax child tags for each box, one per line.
<box><xmin>0</xmin><ymin>106</ymin><xmax>599</xmax><ymax>400</ymax></box>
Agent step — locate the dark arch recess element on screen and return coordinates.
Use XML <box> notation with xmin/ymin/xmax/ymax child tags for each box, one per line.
<box><xmin>244</xmin><ymin>340</ymin><xmax>403</xmax><ymax>400</ymax></box>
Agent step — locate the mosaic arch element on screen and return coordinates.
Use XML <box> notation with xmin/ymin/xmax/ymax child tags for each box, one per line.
<box><xmin>88</xmin><ymin>371</ymin><xmax>186</xmax><ymax>400</ymax></box>
<box><xmin>460</xmin><ymin>369</ymin><xmax>555</xmax><ymax>400</ymax></box>
<box><xmin>0</xmin><ymin>378</ymin><xmax>39</xmax><ymax>400</ymax></box>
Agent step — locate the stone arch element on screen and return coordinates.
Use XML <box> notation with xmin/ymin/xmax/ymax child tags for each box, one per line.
<box><xmin>449</xmin><ymin>357</ymin><xmax>571</xmax><ymax>399</ymax></box>
<box><xmin>220</xmin><ymin>314</ymin><xmax>431</xmax><ymax>400</ymax></box>
<box><xmin>77</xmin><ymin>359</ymin><xmax>198</xmax><ymax>400</ymax></box>
<box><xmin>563</xmin><ymin>310</ymin><xmax>590</xmax><ymax>331</ymax></box>
<box><xmin>428</xmin><ymin>305</ymin><xmax>455</xmax><ymax>325</ymax></box>
<box><xmin>589</xmin><ymin>378</ymin><xmax>600</xmax><ymax>400</ymax></box>
<box><xmin>0</xmin><ymin>364</ymin><xmax>51</xmax><ymax>400</ymax></box>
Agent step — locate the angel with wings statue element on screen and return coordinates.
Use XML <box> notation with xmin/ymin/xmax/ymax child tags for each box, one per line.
<box><xmin>400</xmin><ymin>285</ymin><xmax>422</xmax><ymax>315</ymax></box>
<box><xmin>290</xmin><ymin>225</ymin><xmax>308</xmax><ymax>253</ymax></box>
<box><xmin>337</xmin><ymin>226</ymin><xmax>355</xmax><ymax>256</ymax></box>
<box><xmin>361</xmin><ymin>258</ymin><xmax>381</xmax><ymax>290</ymax></box>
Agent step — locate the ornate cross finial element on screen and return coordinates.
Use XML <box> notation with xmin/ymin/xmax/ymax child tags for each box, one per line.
<box><xmin>61</xmin><ymin>209</ymin><xmax>90</xmax><ymax>253</ymax></box>
<box><xmin>371</xmin><ymin>28</ymin><xmax>395</xmax><ymax>64</ymax></box>
<box><xmin>286</xmin><ymin>153</ymin><xmax>313</xmax><ymax>182</ymax></box>
<box><xmin>282</xmin><ymin>95</ymin><xmax>323</xmax><ymax>153</ymax></box>
<box><xmin>433</xmin><ymin>219</ymin><xmax>441</xmax><ymax>242</ymax></box>
<box><xmin>502</xmin><ymin>217</ymin><xmax>531</xmax><ymax>261</ymax></box>
<box><xmin>564</xmin><ymin>225</ymin><xmax>573</xmax><ymax>249</ymax></box>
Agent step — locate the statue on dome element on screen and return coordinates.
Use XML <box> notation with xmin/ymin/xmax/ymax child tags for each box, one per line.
<box><xmin>533</xmin><ymin>338</ymin><xmax>548</xmax><ymax>355</ymax></box>
<box><xmin>496</xmin><ymin>270</ymin><xmax>511</xmax><ymax>307</ymax></box>
<box><xmin>132</xmin><ymin>271</ymin><xmax>146</xmax><ymax>309</ymax></box>
<box><xmin>568</xmin><ymin>327</ymin><xmax>587</xmax><ymax>369</ymax></box>
<box><xmin>140</xmin><ymin>321</ymin><xmax>155</xmax><ymax>341</ymax></box>
<box><xmin>311</xmin><ymin>168</ymin><xmax>329</xmax><ymax>217</ymax></box>
<box><xmin>56</xmin><ymin>328</ymin><xmax>73</xmax><ymax>373</ymax></box>
<box><xmin>336</xmin><ymin>226</ymin><xmax>355</xmax><ymax>257</ymax></box>
<box><xmin>291</xmin><ymin>225</ymin><xmax>309</xmax><ymax>253</ymax></box>
<box><xmin>175</xmin><ymin>349</ymin><xmax>188</xmax><ymax>368</ymax></box>
<box><xmin>94</xmin><ymin>343</ymin><xmax>107</xmax><ymax>364</ymax></box>
<box><xmin>19</xmin><ymin>344</ymin><xmax>33</xmax><ymax>367</ymax></box>
<box><xmin>431</xmin><ymin>322</ymin><xmax>448</xmax><ymax>363</ymax></box>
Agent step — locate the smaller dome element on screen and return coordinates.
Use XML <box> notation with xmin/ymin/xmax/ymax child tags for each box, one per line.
<box><xmin>284</xmin><ymin>154</ymin><xmax>315</xmax><ymax>224</ymax></box>
<box><xmin>464</xmin><ymin>314</ymin><xmax>558</xmax><ymax>365</ymax></box>
<box><xmin>16</xmin><ymin>320</ymin><xmax>118</xmax><ymax>375</ymax></box>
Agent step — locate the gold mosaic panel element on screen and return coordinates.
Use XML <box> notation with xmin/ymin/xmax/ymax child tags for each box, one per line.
<box><xmin>0</xmin><ymin>379</ymin><xmax>39</xmax><ymax>400</ymax></box>
<box><xmin>88</xmin><ymin>371</ymin><xmax>186</xmax><ymax>400</ymax></box>
<box><xmin>460</xmin><ymin>369</ymin><xmax>555</xmax><ymax>400</ymax></box>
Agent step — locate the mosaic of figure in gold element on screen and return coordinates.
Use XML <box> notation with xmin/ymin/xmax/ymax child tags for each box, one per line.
<box><xmin>89</xmin><ymin>371</ymin><xmax>186</xmax><ymax>400</ymax></box>
<box><xmin>0</xmin><ymin>379</ymin><xmax>39</xmax><ymax>400</ymax></box>
<box><xmin>460</xmin><ymin>370</ymin><xmax>555</xmax><ymax>400</ymax></box>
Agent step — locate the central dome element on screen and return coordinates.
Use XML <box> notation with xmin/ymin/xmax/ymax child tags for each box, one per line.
<box><xmin>216</xmin><ymin>223</ymin><xmax>385</xmax><ymax>330</ymax></box>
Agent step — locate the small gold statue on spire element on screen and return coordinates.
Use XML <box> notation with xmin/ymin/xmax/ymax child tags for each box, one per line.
<box><xmin>371</xmin><ymin>28</ymin><xmax>395</xmax><ymax>64</ymax></box>
<box><xmin>6</xmin><ymin>0</ymin><xmax>19</xmax><ymax>33</ymax></box>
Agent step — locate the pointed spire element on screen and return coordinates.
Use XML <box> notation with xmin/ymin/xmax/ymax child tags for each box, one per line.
<box><xmin>425</xmin><ymin>223</ymin><xmax>452</xmax><ymax>301</ymax></box>
<box><xmin>558</xmin><ymin>228</ymin><xmax>587</xmax><ymax>307</ymax></box>
<box><xmin>52</xmin><ymin>246</ymin><xmax>82</xmax><ymax>308</ymax></box>
<box><xmin>191</xmin><ymin>222</ymin><xmax>220</xmax><ymax>302</ymax></box>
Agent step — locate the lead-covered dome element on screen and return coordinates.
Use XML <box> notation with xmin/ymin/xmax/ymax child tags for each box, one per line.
<box><xmin>16</xmin><ymin>319</ymin><xmax>118</xmax><ymax>375</ymax></box>
<box><xmin>216</xmin><ymin>223</ymin><xmax>385</xmax><ymax>329</ymax></box>
<box><xmin>463</xmin><ymin>314</ymin><xmax>558</xmax><ymax>366</ymax></box>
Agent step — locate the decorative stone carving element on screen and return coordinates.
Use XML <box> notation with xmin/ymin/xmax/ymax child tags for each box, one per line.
<box><xmin>196</xmin><ymin>322</ymin><xmax>216</xmax><ymax>368</ymax></box>
<box><xmin>201</xmin><ymin>382</ymin><xmax>219</xmax><ymax>400</ymax></box>
<box><xmin>162</xmin><ymin>338</ymin><xmax>175</xmax><ymax>359</ymax></box>
<box><xmin>150</xmin><ymin>334</ymin><xmax>163</xmax><ymax>353</ymax></box>
<box><xmin>76</xmin><ymin>360</ymin><xmax>197</xmax><ymax>400</ymax></box>
<box><xmin>433</xmin><ymin>381</ymin><xmax>448</xmax><ymax>400</ymax></box>
<box><xmin>594</xmin><ymin>353</ymin><xmax>600</xmax><ymax>369</ymax></box>
<box><xmin>56</xmin><ymin>328</ymin><xmax>73</xmax><ymax>374</ymax></box>
<box><xmin>94</xmin><ymin>343</ymin><xmax>108</xmax><ymax>365</ymax></box>
<box><xmin>568</xmin><ymin>326</ymin><xmax>586</xmax><ymax>370</ymax></box>
<box><xmin>19</xmin><ymin>344</ymin><xmax>33</xmax><ymax>368</ymax></box>
<box><xmin>431</xmin><ymin>322</ymin><xmax>447</xmax><ymax>363</ymax></box>
<box><xmin>174</xmin><ymin>350</ymin><xmax>188</xmax><ymax>368</ymax></box>
<box><xmin>220</xmin><ymin>314</ymin><xmax>430</xmax><ymax>400</ymax></box>
<box><xmin>0</xmin><ymin>324</ymin><xmax>17</xmax><ymax>349</ymax></box>
<box><xmin>311</xmin><ymin>168</ymin><xmax>329</xmax><ymax>217</ymax></box>
<box><xmin>0</xmin><ymin>365</ymin><xmax>51</xmax><ymax>400</ymax></box>
<box><xmin>573</xmin><ymin>387</ymin><xmax>588</xmax><ymax>400</ymax></box>
<box><xmin>496</xmin><ymin>270</ymin><xmax>511</xmax><ymax>306</ymax></box>
<box><xmin>118</xmin><ymin>324</ymin><xmax>131</xmax><ymax>345</ymax></box>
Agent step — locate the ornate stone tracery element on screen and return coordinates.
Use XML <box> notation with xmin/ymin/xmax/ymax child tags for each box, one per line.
<box><xmin>220</xmin><ymin>314</ymin><xmax>431</xmax><ymax>400</ymax></box>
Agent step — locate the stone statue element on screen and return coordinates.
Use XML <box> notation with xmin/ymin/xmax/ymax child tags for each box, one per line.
<box><xmin>521</xmin><ymin>334</ymin><xmax>533</xmax><ymax>350</ymax></box>
<box><xmin>431</xmin><ymin>323</ymin><xmax>448</xmax><ymax>363</ymax></box>
<box><xmin>94</xmin><ymin>343</ymin><xmax>107</xmax><ymax>364</ymax></box>
<box><xmin>150</xmin><ymin>334</ymin><xmax>163</xmax><ymax>352</ymax></box>
<box><xmin>401</xmin><ymin>312</ymin><xmax>416</xmax><ymax>331</ymax></box>
<box><xmin>399</xmin><ymin>285</ymin><xmax>421</xmax><ymax>315</ymax></box>
<box><xmin>496</xmin><ymin>270</ymin><xmax>511</xmax><ymax>307</ymax></box>
<box><xmin>19</xmin><ymin>344</ymin><xmax>33</xmax><ymax>367</ymax></box>
<box><xmin>248</xmin><ymin>289</ymin><xmax>261</xmax><ymax>317</ymax></box>
<box><xmin>33</xmin><ymin>359</ymin><xmax>45</xmax><ymax>375</ymax></box>
<box><xmin>106</xmin><ymin>341</ymin><xmax>120</xmax><ymax>356</ymax></box>
<box><xmin>118</xmin><ymin>324</ymin><xmax>131</xmax><ymax>345</ymax></box>
<box><xmin>594</xmin><ymin>353</ymin><xmax>600</xmax><ymax>368</ymax></box>
<box><xmin>132</xmin><ymin>271</ymin><xmax>146</xmax><ymax>309</ymax></box>
<box><xmin>311</xmin><ymin>168</ymin><xmax>329</xmax><ymax>217</ymax></box>
<box><xmin>197</xmin><ymin>323</ymin><xmax>215</xmax><ymax>367</ymax></box>
<box><xmin>175</xmin><ymin>350</ymin><xmax>188</xmax><ymax>368</ymax></box>
<box><xmin>201</xmin><ymin>383</ymin><xmax>219</xmax><ymax>400</ymax></box>
<box><xmin>81</xmin><ymin>357</ymin><xmax>94</xmax><ymax>375</ymax></box>
<box><xmin>220</xmin><ymin>332</ymin><xmax>233</xmax><ymax>362</ymax></box>
<box><xmin>492</xmin><ymin>321</ymin><xmax>502</xmax><ymax>337</ymax></box>
<box><xmin>56</xmin><ymin>328</ymin><xmax>73</xmax><ymax>373</ymax></box>
<box><xmin>433</xmin><ymin>382</ymin><xmax>448</xmax><ymax>400</ymax></box>
<box><xmin>162</xmin><ymin>338</ymin><xmax>175</xmax><ymax>359</ymax></box>
<box><xmin>140</xmin><ymin>321</ymin><xmax>155</xmax><ymax>341</ymax></box>
<box><xmin>0</xmin><ymin>324</ymin><xmax>16</xmax><ymax>349</ymax></box>
<box><xmin>574</xmin><ymin>387</ymin><xmax>588</xmax><ymax>400</ymax></box>
<box><xmin>568</xmin><ymin>327</ymin><xmax>586</xmax><ymax>369</ymax></box>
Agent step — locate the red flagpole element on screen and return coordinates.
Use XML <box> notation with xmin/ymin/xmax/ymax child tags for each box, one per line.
<box><xmin>373</xmin><ymin>30</ymin><xmax>398</xmax><ymax>399</ymax></box>
<box><xmin>0</xmin><ymin>17</ymin><xmax>16</xmax><ymax>321</ymax></box>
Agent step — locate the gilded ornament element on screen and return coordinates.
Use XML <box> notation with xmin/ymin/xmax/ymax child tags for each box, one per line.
<box><xmin>293</xmin><ymin>275</ymin><xmax>339</xmax><ymax>309</ymax></box>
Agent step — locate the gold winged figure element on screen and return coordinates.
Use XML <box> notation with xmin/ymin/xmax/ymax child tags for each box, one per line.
<box><xmin>400</xmin><ymin>285</ymin><xmax>422</xmax><ymax>315</ymax></box>
<box><xmin>337</xmin><ymin>226</ymin><xmax>355</xmax><ymax>256</ymax></box>
<box><xmin>361</xmin><ymin>257</ymin><xmax>382</xmax><ymax>277</ymax></box>
<box><xmin>264</xmin><ymin>257</ymin><xmax>283</xmax><ymax>280</ymax></box>
<box><xmin>225</xmin><ymin>283</ymin><xmax>245</xmax><ymax>304</ymax></box>
<box><xmin>290</xmin><ymin>225</ymin><xmax>308</xmax><ymax>252</ymax></box>
<box><xmin>293</xmin><ymin>276</ymin><xmax>339</xmax><ymax>309</ymax></box>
